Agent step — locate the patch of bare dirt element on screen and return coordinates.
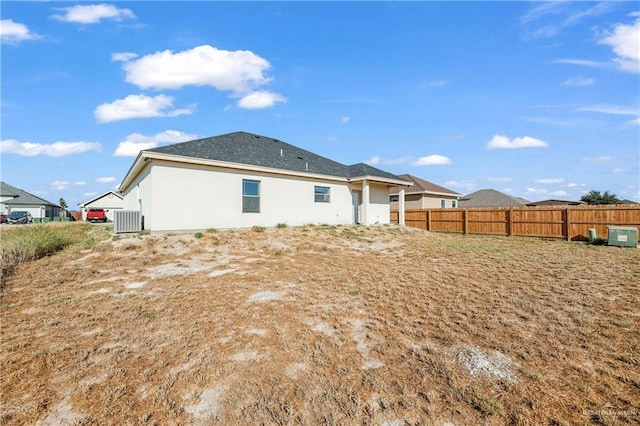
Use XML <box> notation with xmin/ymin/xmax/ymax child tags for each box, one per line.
<box><xmin>1</xmin><ymin>225</ymin><xmax>639</xmax><ymax>425</ymax></box>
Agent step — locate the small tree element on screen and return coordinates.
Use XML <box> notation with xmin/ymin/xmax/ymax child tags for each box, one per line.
<box><xmin>59</xmin><ymin>197</ymin><xmax>68</xmax><ymax>218</ymax></box>
<box><xmin>580</xmin><ymin>190</ymin><xmax>621</xmax><ymax>205</ymax></box>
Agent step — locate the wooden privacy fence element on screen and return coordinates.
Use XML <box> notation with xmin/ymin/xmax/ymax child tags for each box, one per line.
<box><xmin>390</xmin><ymin>205</ymin><xmax>640</xmax><ymax>241</ymax></box>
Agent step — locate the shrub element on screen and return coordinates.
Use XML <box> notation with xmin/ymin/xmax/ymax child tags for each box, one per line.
<box><xmin>206</xmin><ymin>228</ymin><xmax>217</xmax><ymax>233</ymax></box>
<box><xmin>276</xmin><ymin>223</ymin><xmax>287</xmax><ymax>229</ymax></box>
<box><xmin>195</xmin><ymin>232</ymin><xmax>204</xmax><ymax>239</ymax></box>
<box><xmin>251</xmin><ymin>226</ymin><xmax>265</xmax><ymax>233</ymax></box>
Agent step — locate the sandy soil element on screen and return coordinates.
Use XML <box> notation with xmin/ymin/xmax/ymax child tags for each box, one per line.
<box><xmin>1</xmin><ymin>225</ymin><xmax>639</xmax><ymax>425</ymax></box>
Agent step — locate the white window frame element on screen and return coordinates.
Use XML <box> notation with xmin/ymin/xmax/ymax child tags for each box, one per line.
<box><xmin>314</xmin><ymin>186</ymin><xmax>330</xmax><ymax>203</ymax></box>
<box><xmin>242</xmin><ymin>179</ymin><xmax>260</xmax><ymax>213</ymax></box>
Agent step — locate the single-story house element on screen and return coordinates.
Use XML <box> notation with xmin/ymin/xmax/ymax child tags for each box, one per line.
<box><xmin>525</xmin><ymin>199</ymin><xmax>586</xmax><ymax>207</ymax></box>
<box><xmin>390</xmin><ymin>174</ymin><xmax>460</xmax><ymax>210</ymax></box>
<box><xmin>118</xmin><ymin>131</ymin><xmax>412</xmax><ymax>232</ymax></box>
<box><xmin>0</xmin><ymin>181</ymin><xmax>60</xmax><ymax>220</ymax></box>
<box><xmin>458</xmin><ymin>189</ymin><xmax>529</xmax><ymax>208</ymax></box>
<box><xmin>78</xmin><ymin>191</ymin><xmax>124</xmax><ymax>222</ymax></box>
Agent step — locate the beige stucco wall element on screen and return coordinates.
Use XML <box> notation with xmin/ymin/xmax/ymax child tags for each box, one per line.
<box><xmin>391</xmin><ymin>194</ymin><xmax>459</xmax><ymax>210</ymax></box>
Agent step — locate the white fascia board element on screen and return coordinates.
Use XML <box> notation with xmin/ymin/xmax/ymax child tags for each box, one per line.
<box><xmin>349</xmin><ymin>175</ymin><xmax>413</xmax><ymax>187</ymax></box>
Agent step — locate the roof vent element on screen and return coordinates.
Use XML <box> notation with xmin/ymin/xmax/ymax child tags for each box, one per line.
<box><xmin>297</xmin><ymin>156</ymin><xmax>303</xmax><ymax>160</ymax></box>
<box><xmin>254</xmin><ymin>135</ymin><xmax>260</xmax><ymax>138</ymax></box>
<box><xmin>305</xmin><ymin>162</ymin><xmax>309</xmax><ymax>171</ymax></box>
<box><xmin>280</xmin><ymin>149</ymin><xmax>284</xmax><ymax>157</ymax></box>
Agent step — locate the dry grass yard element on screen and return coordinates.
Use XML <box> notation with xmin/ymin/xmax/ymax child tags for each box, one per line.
<box><xmin>1</xmin><ymin>224</ymin><xmax>639</xmax><ymax>425</ymax></box>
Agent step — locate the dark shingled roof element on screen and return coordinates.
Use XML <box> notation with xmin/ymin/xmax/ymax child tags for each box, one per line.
<box><xmin>389</xmin><ymin>174</ymin><xmax>460</xmax><ymax>196</ymax></box>
<box><xmin>459</xmin><ymin>189</ymin><xmax>529</xmax><ymax>208</ymax></box>
<box><xmin>0</xmin><ymin>181</ymin><xmax>59</xmax><ymax>207</ymax></box>
<box><xmin>146</xmin><ymin>131</ymin><xmax>405</xmax><ymax>182</ymax></box>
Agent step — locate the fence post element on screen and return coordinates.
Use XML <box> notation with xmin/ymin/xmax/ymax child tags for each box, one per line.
<box><xmin>507</xmin><ymin>208</ymin><xmax>513</xmax><ymax>236</ymax></box>
<box><xmin>565</xmin><ymin>207</ymin><xmax>571</xmax><ymax>241</ymax></box>
<box><xmin>463</xmin><ymin>209</ymin><xmax>468</xmax><ymax>235</ymax></box>
<box><xmin>426</xmin><ymin>210</ymin><xmax>431</xmax><ymax>231</ymax></box>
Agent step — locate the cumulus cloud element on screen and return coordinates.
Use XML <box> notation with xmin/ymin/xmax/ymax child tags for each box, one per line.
<box><xmin>75</xmin><ymin>181</ymin><xmax>87</xmax><ymax>186</ymax></box>
<box><xmin>486</xmin><ymin>134</ymin><xmax>549</xmax><ymax>149</ymax></box>
<box><xmin>525</xmin><ymin>187</ymin><xmax>547</xmax><ymax>195</ymax></box>
<box><xmin>120</xmin><ymin>45</ymin><xmax>270</xmax><ymax>92</ymax></box>
<box><xmin>562</xmin><ymin>76</ymin><xmax>595</xmax><ymax>86</ymax></box>
<box><xmin>599</xmin><ymin>17</ymin><xmax>640</xmax><ymax>73</ymax></box>
<box><xmin>0</xmin><ymin>139</ymin><xmax>101</xmax><ymax>157</ymax></box>
<box><xmin>549</xmin><ymin>190</ymin><xmax>568</xmax><ymax>197</ymax></box>
<box><xmin>411</xmin><ymin>155</ymin><xmax>452</xmax><ymax>166</ymax></box>
<box><xmin>237</xmin><ymin>91</ymin><xmax>286</xmax><ymax>109</ymax></box>
<box><xmin>364</xmin><ymin>156</ymin><xmax>411</xmax><ymax>166</ymax></box>
<box><xmin>51</xmin><ymin>181</ymin><xmax>70</xmax><ymax>190</ymax></box>
<box><xmin>1</xmin><ymin>19</ymin><xmax>41</xmax><ymax>44</ymax></box>
<box><xmin>94</xmin><ymin>94</ymin><xmax>193</xmax><ymax>123</ymax></box>
<box><xmin>535</xmin><ymin>178</ymin><xmax>564</xmax><ymax>184</ymax></box>
<box><xmin>112</xmin><ymin>52</ymin><xmax>138</xmax><ymax>62</ymax></box>
<box><xmin>444</xmin><ymin>180</ymin><xmax>476</xmax><ymax>192</ymax></box>
<box><xmin>114</xmin><ymin>130</ymin><xmax>198</xmax><ymax>157</ymax></box>
<box><xmin>341</xmin><ymin>116</ymin><xmax>350</xmax><ymax>124</ymax></box>
<box><xmin>96</xmin><ymin>176</ymin><xmax>116</xmax><ymax>183</ymax></box>
<box><xmin>51</xmin><ymin>4</ymin><xmax>135</xmax><ymax>24</ymax></box>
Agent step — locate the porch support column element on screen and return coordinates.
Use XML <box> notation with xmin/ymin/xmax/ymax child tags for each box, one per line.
<box><xmin>398</xmin><ymin>188</ymin><xmax>405</xmax><ymax>226</ymax></box>
<box><xmin>362</xmin><ymin>179</ymin><xmax>369</xmax><ymax>225</ymax></box>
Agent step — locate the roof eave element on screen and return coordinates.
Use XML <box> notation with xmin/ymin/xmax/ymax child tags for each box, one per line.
<box><xmin>349</xmin><ymin>175</ymin><xmax>412</xmax><ymax>186</ymax></box>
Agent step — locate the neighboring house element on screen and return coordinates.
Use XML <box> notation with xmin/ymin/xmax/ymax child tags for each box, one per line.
<box><xmin>118</xmin><ymin>131</ymin><xmax>411</xmax><ymax>232</ymax></box>
<box><xmin>78</xmin><ymin>191</ymin><xmax>124</xmax><ymax>222</ymax></box>
<box><xmin>525</xmin><ymin>199</ymin><xmax>586</xmax><ymax>207</ymax></box>
<box><xmin>621</xmin><ymin>199</ymin><xmax>638</xmax><ymax>205</ymax></box>
<box><xmin>0</xmin><ymin>181</ymin><xmax>60</xmax><ymax>220</ymax></box>
<box><xmin>458</xmin><ymin>189</ymin><xmax>529</xmax><ymax>208</ymax></box>
<box><xmin>389</xmin><ymin>174</ymin><xmax>460</xmax><ymax>210</ymax></box>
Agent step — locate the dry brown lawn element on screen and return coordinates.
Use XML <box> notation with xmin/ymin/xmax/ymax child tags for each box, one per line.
<box><xmin>1</xmin><ymin>224</ymin><xmax>639</xmax><ymax>425</ymax></box>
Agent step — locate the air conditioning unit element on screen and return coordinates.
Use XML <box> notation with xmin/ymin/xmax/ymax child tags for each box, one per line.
<box><xmin>607</xmin><ymin>226</ymin><xmax>638</xmax><ymax>248</ymax></box>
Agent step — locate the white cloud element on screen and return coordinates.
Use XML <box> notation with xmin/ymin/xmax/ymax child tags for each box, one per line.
<box><xmin>612</xmin><ymin>168</ymin><xmax>631</xmax><ymax>174</ymax></box>
<box><xmin>237</xmin><ymin>91</ymin><xmax>286</xmax><ymax>109</ymax></box>
<box><xmin>94</xmin><ymin>94</ymin><xmax>193</xmax><ymax>123</ymax></box>
<box><xmin>486</xmin><ymin>134</ymin><xmax>549</xmax><ymax>149</ymax></box>
<box><xmin>341</xmin><ymin>116</ymin><xmax>350</xmax><ymax>124</ymax></box>
<box><xmin>624</xmin><ymin>117</ymin><xmax>640</xmax><ymax>127</ymax></box>
<box><xmin>599</xmin><ymin>17</ymin><xmax>640</xmax><ymax>73</ymax></box>
<box><xmin>580</xmin><ymin>156</ymin><xmax>617</xmax><ymax>163</ymax></box>
<box><xmin>578</xmin><ymin>104</ymin><xmax>638</xmax><ymax>115</ymax></box>
<box><xmin>554</xmin><ymin>59</ymin><xmax>609</xmax><ymax>69</ymax></box>
<box><xmin>562</xmin><ymin>76</ymin><xmax>595</xmax><ymax>86</ymax></box>
<box><xmin>51</xmin><ymin>181</ymin><xmax>70</xmax><ymax>190</ymax></box>
<box><xmin>112</xmin><ymin>52</ymin><xmax>138</xmax><ymax>62</ymax></box>
<box><xmin>120</xmin><ymin>45</ymin><xmax>273</xmax><ymax>94</ymax></box>
<box><xmin>51</xmin><ymin>4</ymin><xmax>135</xmax><ymax>24</ymax></box>
<box><xmin>114</xmin><ymin>130</ymin><xmax>198</xmax><ymax>157</ymax></box>
<box><xmin>549</xmin><ymin>190</ymin><xmax>568</xmax><ymax>197</ymax></box>
<box><xmin>365</xmin><ymin>156</ymin><xmax>411</xmax><ymax>166</ymax></box>
<box><xmin>1</xmin><ymin>19</ymin><xmax>41</xmax><ymax>44</ymax></box>
<box><xmin>487</xmin><ymin>177</ymin><xmax>513</xmax><ymax>183</ymax></box>
<box><xmin>75</xmin><ymin>181</ymin><xmax>87</xmax><ymax>186</ymax></box>
<box><xmin>525</xmin><ymin>187</ymin><xmax>547</xmax><ymax>195</ymax></box>
<box><xmin>535</xmin><ymin>178</ymin><xmax>564</xmax><ymax>184</ymax></box>
<box><xmin>96</xmin><ymin>176</ymin><xmax>115</xmax><ymax>183</ymax></box>
<box><xmin>0</xmin><ymin>139</ymin><xmax>101</xmax><ymax>157</ymax></box>
<box><xmin>567</xmin><ymin>183</ymin><xmax>587</xmax><ymax>188</ymax></box>
<box><xmin>444</xmin><ymin>180</ymin><xmax>476</xmax><ymax>192</ymax></box>
<box><xmin>83</xmin><ymin>192</ymin><xmax>98</xmax><ymax>197</ymax></box>
<box><xmin>424</xmin><ymin>80</ymin><xmax>448</xmax><ymax>88</ymax></box>
<box><xmin>411</xmin><ymin>155</ymin><xmax>452</xmax><ymax>166</ymax></box>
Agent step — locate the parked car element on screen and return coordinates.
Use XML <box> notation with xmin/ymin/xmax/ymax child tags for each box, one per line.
<box><xmin>86</xmin><ymin>208</ymin><xmax>107</xmax><ymax>223</ymax></box>
<box><xmin>7</xmin><ymin>211</ymin><xmax>33</xmax><ymax>224</ymax></box>
<box><xmin>0</xmin><ymin>213</ymin><xmax>7</xmax><ymax>223</ymax></box>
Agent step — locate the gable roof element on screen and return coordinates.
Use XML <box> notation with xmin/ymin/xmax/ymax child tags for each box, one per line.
<box><xmin>121</xmin><ymin>131</ymin><xmax>411</xmax><ymax>191</ymax></box>
<box><xmin>78</xmin><ymin>191</ymin><xmax>123</xmax><ymax>207</ymax></box>
<box><xmin>389</xmin><ymin>174</ymin><xmax>460</xmax><ymax>196</ymax></box>
<box><xmin>0</xmin><ymin>181</ymin><xmax>59</xmax><ymax>207</ymax></box>
<box><xmin>525</xmin><ymin>199</ymin><xmax>586</xmax><ymax>206</ymax></box>
<box><xmin>459</xmin><ymin>189</ymin><xmax>529</xmax><ymax>208</ymax></box>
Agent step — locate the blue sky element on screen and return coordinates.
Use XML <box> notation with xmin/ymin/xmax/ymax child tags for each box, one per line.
<box><xmin>1</xmin><ymin>1</ymin><xmax>639</xmax><ymax>207</ymax></box>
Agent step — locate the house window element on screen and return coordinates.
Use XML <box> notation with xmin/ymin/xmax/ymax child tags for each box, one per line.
<box><xmin>314</xmin><ymin>186</ymin><xmax>330</xmax><ymax>203</ymax></box>
<box><xmin>242</xmin><ymin>179</ymin><xmax>260</xmax><ymax>213</ymax></box>
<box><xmin>440</xmin><ymin>199</ymin><xmax>446</xmax><ymax>208</ymax></box>
<box><xmin>452</xmin><ymin>199</ymin><xmax>457</xmax><ymax>208</ymax></box>
<box><xmin>390</xmin><ymin>195</ymin><xmax>399</xmax><ymax>202</ymax></box>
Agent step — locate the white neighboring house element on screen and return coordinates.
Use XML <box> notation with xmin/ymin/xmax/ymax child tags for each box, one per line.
<box><xmin>118</xmin><ymin>131</ymin><xmax>411</xmax><ymax>232</ymax></box>
<box><xmin>1</xmin><ymin>181</ymin><xmax>60</xmax><ymax>220</ymax></box>
<box><xmin>78</xmin><ymin>191</ymin><xmax>124</xmax><ymax>222</ymax></box>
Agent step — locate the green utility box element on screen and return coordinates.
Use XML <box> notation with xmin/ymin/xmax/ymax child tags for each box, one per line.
<box><xmin>607</xmin><ymin>226</ymin><xmax>638</xmax><ymax>248</ymax></box>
